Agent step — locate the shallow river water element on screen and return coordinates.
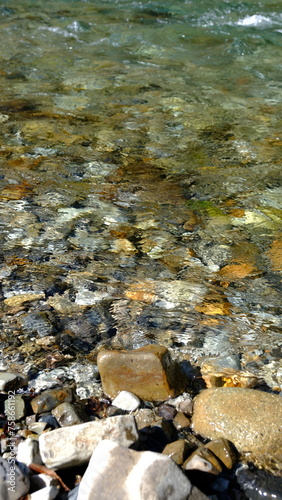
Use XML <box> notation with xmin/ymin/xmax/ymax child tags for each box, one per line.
<box><xmin>0</xmin><ymin>0</ymin><xmax>282</xmax><ymax>390</ymax></box>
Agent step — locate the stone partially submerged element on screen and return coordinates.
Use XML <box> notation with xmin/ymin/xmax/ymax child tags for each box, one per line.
<box><xmin>192</xmin><ymin>387</ymin><xmax>282</xmax><ymax>471</ymax></box>
<box><xmin>97</xmin><ymin>344</ymin><xmax>185</xmax><ymax>401</ymax></box>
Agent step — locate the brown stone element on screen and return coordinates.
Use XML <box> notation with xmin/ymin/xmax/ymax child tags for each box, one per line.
<box><xmin>183</xmin><ymin>447</ymin><xmax>222</xmax><ymax>474</ymax></box>
<box><xmin>173</xmin><ymin>412</ymin><xmax>191</xmax><ymax>430</ymax></box>
<box><xmin>162</xmin><ymin>439</ymin><xmax>188</xmax><ymax>465</ymax></box>
<box><xmin>31</xmin><ymin>387</ymin><xmax>73</xmax><ymax>414</ymax></box>
<box><xmin>205</xmin><ymin>438</ymin><xmax>236</xmax><ymax>469</ymax></box>
<box><xmin>97</xmin><ymin>345</ymin><xmax>185</xmax><ymax>401</ymax></box>
<box><xmin>192</xmin><ymin>388</ymin><xmax>282</xmax><ymax>470</ymax></box>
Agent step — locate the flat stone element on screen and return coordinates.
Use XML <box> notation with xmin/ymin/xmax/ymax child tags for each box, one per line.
<box><xmin>39</xmin><ymin>415</ymin><xmax>138</xmax><ymax>469</ymax></box>
<box><xmin>77</xmin><ymin>439</ymin><xmax>192</xmax><ymax>500</ymax></box>
<box><xmin>192</xmin><ymin>388</ymin><xmax>282</xmax><ymax>469</ymax></box>
<box><xmin>97</xmin><ymin>345</ymin><xmax>185</xmax><ymax>401</ymax></box>
<box><xmin>0</xmin><ymin>372</ymin><xmax>27</xmax><ymax>391</ymax></box>
<box><xmin>31</xmin><ymin>387</ymin><xmax>73</xmax><ymax>413</ymax></box>
<box><xmin>112</xmin><ymin>391</ymin><xmax>141</xmax><ymax>412</ymax></box>
<box><xmin>4</xmin><ymin>292</ymin><xmax>45</xmax><ymax>308</ymax></box>
<box><xmin>0</xmin><ymin>457</ymin><xmax>30</xmax><ymax>500</ymax></box>
<box><xmin>52</xmin><ymin>402</ymin><xmax>86</xmax><ymax>427</ymax></box>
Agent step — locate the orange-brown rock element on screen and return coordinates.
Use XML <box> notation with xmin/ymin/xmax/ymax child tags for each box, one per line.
<box><xmin>97</xmin><ymin>345</ymin><xmax>185</xmax><ymax>401</ymax></box>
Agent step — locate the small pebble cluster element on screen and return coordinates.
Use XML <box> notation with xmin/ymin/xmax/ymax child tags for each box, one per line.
<box><xmin>0</xmin><ymin>345</ymin><xmax>282</xmax><ymax>500</ymax></box>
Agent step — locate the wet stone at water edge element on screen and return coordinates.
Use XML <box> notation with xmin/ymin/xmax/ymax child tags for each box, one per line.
<box><xmin>1</xmin><ymin>0</ymin><xmax>282</xmax><ymax>498</ymax></box>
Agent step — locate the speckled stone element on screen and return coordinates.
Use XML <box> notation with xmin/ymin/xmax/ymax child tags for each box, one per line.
<box><xmin>97</xmin><ymin>345</ymin><xmax>185</xmax><ymax>401</ymax></box>
<box><xmin>39</xmin><ymin>415</ymin><xmax>138</xmax><ymax>469</ymax></box>
<box><xmin>192</xmin><ymin>388</ymin><xmax>282</xmax><ymax>469</ymax></box>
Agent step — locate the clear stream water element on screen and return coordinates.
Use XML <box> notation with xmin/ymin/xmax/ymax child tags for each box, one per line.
<box><xmin>0</xmin><ymin>0</ymin><xmax>282</xmax><ymax>389</ymax></box>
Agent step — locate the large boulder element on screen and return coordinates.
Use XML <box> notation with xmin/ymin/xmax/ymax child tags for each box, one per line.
<box><xmin>192</xmin><ymin>387</ymin><xmax>282</xmax><ymax>469</ymax></box>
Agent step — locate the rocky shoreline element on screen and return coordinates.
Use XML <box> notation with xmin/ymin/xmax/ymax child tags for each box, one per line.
<box><xmin>0</xmin><ymin>345</ymin><xmax>281</xmax><ymax>500</ymax></box>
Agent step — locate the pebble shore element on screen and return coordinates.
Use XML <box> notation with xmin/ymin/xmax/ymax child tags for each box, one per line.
<box><xmin>0</xmin><ymin>344</ymin><xmax>281</xmax><ymax>500</ymax></box>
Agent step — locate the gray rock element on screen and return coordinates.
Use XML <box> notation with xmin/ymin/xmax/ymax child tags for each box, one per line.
<box><xmin>18</xmin><ymin>311</ymin><xmax>54</xmax><ymax>338</ymax></box>
<box><xmin>52</xmin><ymin>402</ymin><xmax>87</xmax><ymax>427</ymax></box>
<box><xmin>0</xmin><ymin>372</ymin><xmax>27</xmax><ymax>392</ymax></box>
<box><xmin>0</xmin><ymin>457</ymin><xmax>30</xmax><ymax>500</ymax></box>
<box><xmin>31</xmin><ymin>387</ymin><xmax>73</xmax><ymax>413</ymax></box>
<box><xmin>39</xmin><ymin>415</ymin><xmax>138</xmax><ymax>469</ymax></box>
<box><xmin>77</xmin><ymin>439</ymin><xmax>192</xmax><ymax>500</ymax></box>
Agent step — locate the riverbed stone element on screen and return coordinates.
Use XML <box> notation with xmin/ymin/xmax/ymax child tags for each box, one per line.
<box><xmin>77</xmin><ymin>439</ymin><xmax>192</xmax><ymax>500</ymax></box>
<box><xmin>39</xmin><ymin>415</ymin><xmax>138</xmax><ymax>469</ymax></box>
<box><xmin>112</xmin><ymin>391</ymin><xmax>141</xmax><ymax>412</ymax></box>
<box><xmin>162</xmin><ymin>439</ymin><xmax>188</xmax><ymax>465</ymax></box>
<box><xmin>0</xmin><ymin>372</ymin><xmax>27</xmax><ymax>391</ymax></box>
<box><xmin>16</xmin><ymin>437</ymin><xmax>42</xmax><ymax>465</ymax></box>
<box><xmin>52</xmin><ymin>402</ymin><xmax>87</xmax><ymax>427</ymax></box>
<box><xmin>31</xmin><ymin>387</ymin><xmax>73</xmax><ymax>413</ymax></box>
<box><xmin>192</xmin><ymin>388</ymin><xmax>282</xmax><ymax>469</ymax></box>
<box><xmin>97</xmin><ymin>345</ymin><xmax>185</xmax><ymax>401</ymax></box>
<box><xmin>4</xmin><ymin>394</ymin><xmax>25</xmax><ymax>420</ymax></box>
<box><xmin>0</xmin><ymin>457</ymin><xmax>30</xmax><ymax>500</ymax></box>
<box><xmin>183</xmin><ymin>447</ymin><xmax>222</xmax><ymax>475</ymax></box>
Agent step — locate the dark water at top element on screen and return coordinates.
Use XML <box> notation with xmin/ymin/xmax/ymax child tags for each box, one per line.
<box><xmin>0</xmin><ymin>0</ymin><xmax>281</xmax><ymax>390</ymax></box>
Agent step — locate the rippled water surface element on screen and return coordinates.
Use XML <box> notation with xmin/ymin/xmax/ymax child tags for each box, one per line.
<box><xmin>0</xmin><ymin>0</ymin><xmax>282</xmax><ymax>387</ymax></box>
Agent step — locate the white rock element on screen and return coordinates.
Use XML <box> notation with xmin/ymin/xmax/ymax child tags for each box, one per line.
<box><xmin>31</xmin><ymin>473</ymin><xmax>60</xmax><ymax>490</ymax></box>
<box><xmin>17</xmin><ymin>438</ymin><xmax>42</xmax><ymax>466</ymax></box>
<box><xmin>77</xmin><ymin>439</ymin><xmax>192</xmax><ymax>500</ymax></box>
<box><xmin>112</xmin><ymin>391</ymin><xmax>140</xmax><ymax>412</ymax></box>
<box><xmin>39</xmin><ymin>415</ymin><xmax>138</xmax><ymax>469</ymax></box>
<box><xmin>29</xmin><ymin>485</ymin><xmax>60</xmax><ymax>500</ymax></box>
<box><xmin>0</xmin><ymin>458</ymin><xmax>30</xmax><ymax>500</ymax></box>
<box><xmin>168</xmin><ymin>393</ymin><xmax>193</xmax><ymax>414</ymax></box>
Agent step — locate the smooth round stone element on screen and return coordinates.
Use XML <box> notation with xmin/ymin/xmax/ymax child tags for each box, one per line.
<box><xmin>192</xmin><ymin>388</ymin><xmax>282</xmax><ymax>469</ymax></box>
<box><xmin>112</xmin><ymin>391</ymin><xmax>141</xmax><ymax>412</ymax></box>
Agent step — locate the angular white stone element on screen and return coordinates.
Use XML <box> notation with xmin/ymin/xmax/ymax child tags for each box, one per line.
<box><xmin>29</xmin><ymin>485</ymin><xmax>60</xmax><ymax>500</ymax></box>
<box><xmin>31</xmin><ymin>473</ymin><xmax>60</xmax><ymax>490</ymax></box>
<box><xmin>77</xmin><ymin>440</ymin><xmax>192</xmax><ymax>500</ymax></box>
<box><xmin>39</xmin><ymin>415</ymin><xmax>138</xmax><ymax>469</ymax></box>
<box><xmin>17</xmin><ymin>438</ymin><xmax>42</xmax><ymax>466</ymax></box>
<box><xmin>112</xmin><ymin>391</ymin><xmax>141</xmax><ymax>412</ymax></box>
